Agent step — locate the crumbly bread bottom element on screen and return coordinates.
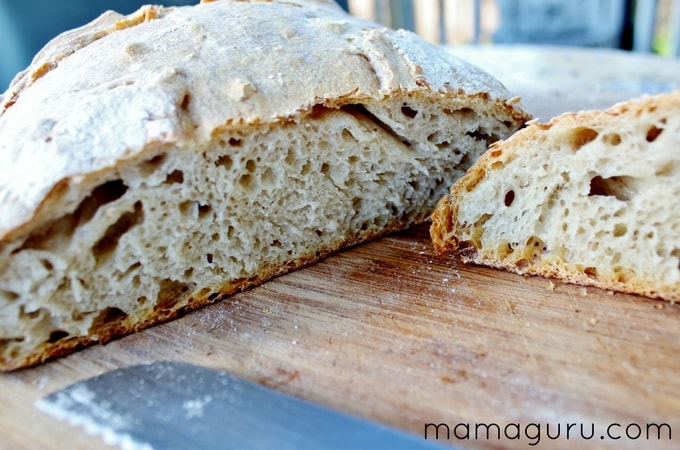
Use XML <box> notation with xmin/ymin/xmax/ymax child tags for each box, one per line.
<box><xmin>0</xmin><ymin>93</ymin><xmax>514</xmax><ymax>369</ymax></box>
<box><xmin>431</xmin><ymin>91</ymin><xmax>680</xmax><ymax>302</ymax></box>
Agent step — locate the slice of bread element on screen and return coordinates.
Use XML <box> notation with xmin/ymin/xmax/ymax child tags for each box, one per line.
<box><xmin>431</xmin><ymin>90</ymin><xmax>680</xmax><ymax>302</ymax></box>
<box><xmin>0</xmin><ymin>0</ymin><xmax>528</xmax><ymax>370</ymax></box>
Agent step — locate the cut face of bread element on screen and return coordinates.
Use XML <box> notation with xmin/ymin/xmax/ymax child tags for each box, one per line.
<box><xmin>431</xmin><ymin>90</ymin><xmax>680</xmax><ymax>302</ymax></box>
<box><xmin>0</xmin><ymin>0</ymin><xmax>528</xmax><ymax>370</ymax></box>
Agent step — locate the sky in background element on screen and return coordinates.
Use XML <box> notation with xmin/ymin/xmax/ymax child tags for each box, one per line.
<box><xmin>0</xmin><ymin>1</ymin><xmax>196</xmax><ymax>90</ymax></box>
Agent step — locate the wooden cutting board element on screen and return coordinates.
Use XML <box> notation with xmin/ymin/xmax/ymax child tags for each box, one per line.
<box><xmin>2</xmin><ymin>47</ymin><xmax>680</xmax><ymax>450</ymax></box>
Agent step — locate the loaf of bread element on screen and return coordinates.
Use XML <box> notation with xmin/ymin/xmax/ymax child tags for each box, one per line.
<box><xmin>431</xmin><ymin>90</ymin><xmax>680</xmax><ymax>302</ymax></box>
<box><xmin>0</xmin><ymin>0</ymin><xmax>528</xmax><ymax>369</ymax></box>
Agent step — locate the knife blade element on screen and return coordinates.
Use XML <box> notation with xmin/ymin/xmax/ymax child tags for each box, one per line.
<box><xmin>36</xmin><ymin>361</ymin><xmax>452</xmax><ymax>450</ymax></box>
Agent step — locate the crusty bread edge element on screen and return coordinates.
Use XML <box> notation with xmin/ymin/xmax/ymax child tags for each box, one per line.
<box><xmin>431</xmin><ymin>91</ymin><xmax>680</xmax><ymax>302</ymax></box>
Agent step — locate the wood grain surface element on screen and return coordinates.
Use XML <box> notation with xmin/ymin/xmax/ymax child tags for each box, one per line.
<box><xmin>1</xmin><ymin>223</ymin><xmax>678</xmax><ymax>450</ymax></box>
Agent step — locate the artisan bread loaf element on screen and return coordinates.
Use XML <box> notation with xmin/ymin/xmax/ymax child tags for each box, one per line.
<box><xmin>431</xmin><ymin>90</ymin><xmax>680</xmax><ymax>302</ymax></box>
<box><xmin>0</xmin><ymin>0</ymin><xmax>528</xmax><ymax>369</ymax></box>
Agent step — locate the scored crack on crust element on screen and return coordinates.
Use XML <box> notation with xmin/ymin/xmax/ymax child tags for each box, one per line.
<box><xmin>0</xmin><ymin>0</ymin><xmax>529</xmax><ymax>370</ymax></box>
<box><xmin>431</xmin><ymin>90</ymin><xmax>680</xmax><ymax>302</ymax></box>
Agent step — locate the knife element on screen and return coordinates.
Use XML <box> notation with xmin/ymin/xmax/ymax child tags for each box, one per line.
<box><xmin>36</xmin><ymin>361</ymin><xmax>452</xmax><ymax>450</ymax></box>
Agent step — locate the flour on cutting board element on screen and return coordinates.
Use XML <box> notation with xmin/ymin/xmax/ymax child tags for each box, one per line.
<box><xmin>36</xmin><ymin>385</ymin><xmax>152</xmax><ymax>450</ymax></box>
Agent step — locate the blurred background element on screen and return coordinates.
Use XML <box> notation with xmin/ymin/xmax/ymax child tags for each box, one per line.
<box><xmin>0</xmin><ymin>0</ymin><xmax>678</xmax><ymax>91</ymax></box>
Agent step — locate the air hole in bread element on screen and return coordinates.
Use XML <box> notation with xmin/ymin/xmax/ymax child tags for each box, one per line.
<box><xmin>656</xmin><ymin>161</ymin><xmax>678</xmax><ymax>176</ymax></box>
<box><xmin>672</xmin><ymin>249</ymin><xmax>680</xmax><ymax>269</ymax></box>
<box><xmin>496</xmin><ymin>241</ymin><xmax>514</xmax><ymax>259</ymax></box>
<box><xmin>245</xmin><ymin>159</ymin><xmax>257</xmax><ymax>173</ymax></box>
<box><xmin>179</xmin><ymin>201</ymin><xmax>193</xmax><ymax>216</ymax></box>
<box><xmin>284</xmin><ymin>148</ymin><xmax>297</xmax><ymax>166</ymax></box>
<box><xmin>426</xmin><ymin>130</ymin><xmax>442</xmax><ymax>143</ymax></box>
<box><xmin>340</xmin><ymin>104</ymin><xmax>412</xmax><ymax>147</ymax></box>
<box><xmin>155</xmin><ymin>279</ymin><xmax>193</xmax><ymax>312</ymax></box>
<box><xmin>458</xmin><ymin>152</ymin><xmax>475</xmax><ymax>172</ymax></box>
<box><xmin>401</xmin><ymin>105</ymin><xmax>418</xmax><ymax>118</ymax></box>
<box><xmin>465</xmin><ymin>128</ymin><xmax>491</xmax><ymax>142</ymax></box>
<box><xmin>588</xmin><ymin>175</ymin><xmax>634</xmax><ymax>201</ymax></box>
<box><xmin>79</xmin><ymin>179</ymin><xmax>129</xmax><ymax>222</ymax></box>
<box><xmin>444</xmin><ymin>107</ymin><xmax>474</xmax><ymax>117</ymax></box>
<box><xmin>435</xmin><ymin>141</ymin><xmax>451</xmax><ymax>151</ymax></box>
<box><xmin>164</xmin><ymin>170</ymin><xmax>184</xmax><ymax>184</ymax></box>
<box><xmin>125</xmin><ymin>261</ymin><xmax>141</xmax><ymax>274</ymax></box>
<box><xmin>238</xmin><ymin>173</ymin><xmax>252</xmax><ymax>188</ymax></box>
<box><xmin>47</xmin><ymin>330</ymin><xmax>69</xmax><ymax>343</ymax></box>
<box><xmin>0</xmin><ymin>290</ymin><xmax>19</xmax><ymax>302</ymax></box>
<box><xmin>93</xmin><ymin>201</ymin><xmax>144</xmax><ymax>263</ymax></box>
<box><xmin>215</xmin><ymin>154</ymin><xmax>233</xmax><ymax>169</ymax></box>
<box><xmin>300</xmin><ymin>161</ymin><xmax>312</xmax><ymax>176</ymax></box>
<box><xmin>613</xmin><ymin>223</ymin><xmax>627</xmax><ymax>237</ymax></box>
<box><xmin>194</xmin><ymin>287</ymin><xmax>211</xmax><ymax>299</ymax></box>
<box><xmin>602</xmin><ymin>133</ymin><xmax>622</xmax><ymax>146</ymax></box>
<box><xmin>646</xmin><ymin>123</ymin><xmax>664</xmax><ymax>142</ymax></box>
<box><xmin>567</xmin><ymin>127</ymin><xmax>598</xmax><ymax>151</ymax></box>
<box><xmin>89</xmin><ymin>307</ymin><xmax>128</xmax><ymax>340</ymax></box>
<box><xmin>584</xmin><ymin>267</ymin><xmax>598</xmax><ymax>279</ymax></box>
<box><xmin>40</xmin><ymin>259</ymin><xmax>54</xmax><ymax>271</ymax></box>
<box><xmin>427</xmin><ymin>131</ymin><xmax>454</xmax><ymax>152</ymax></box>
<box><xmin>19</xmin><ymin>305</ymin><xmax>41</xmax><ymax>319</ymax></box>
<box><xmin>525</xmin><ymin>235</ymin><xmax>546</xmax><ymax>257</ymax></box>
<box><xmin>198</xmin><ymin>203</ymin><xmax>212</xmax><ymax>219</ymax></box>
<box><xmin>206</xmin><ymin>253</ymin><xmax>214</xmax><ymax>264</ymax></box>
<box><xmin>342</xmin><ymin>129</ymin><xmax>355</xmax><ymax>141</ymax></box>
<box><xmin>504</xmin><ymin>190</ymin><xmax>515</xmax><ymax>207</ymax></box>
<box><xmin>16</xmin><ymin>179</ymin><xmax>129</xmax><ymax>253</ymax></box>
<box><xmin>142</xmin><ymin>153</ymin><xmax>167</xmax><ymax>175</ymax></box>
<box><xmin>180</xmin><ymin>93</ymin><xmax>191</xmax><ymax>111</ymax></box>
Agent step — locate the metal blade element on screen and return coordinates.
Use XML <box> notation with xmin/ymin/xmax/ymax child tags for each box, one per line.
<box><xmin>37</xmin><ymin>361</ymin><xmax>451</xmax><ymax>450</ymax></box>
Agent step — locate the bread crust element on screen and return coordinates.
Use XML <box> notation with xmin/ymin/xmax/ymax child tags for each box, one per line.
<box><xmin>431</xmin><ymin>90</ymin><xmax>680</xmax><ymax>302</ymax></box>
